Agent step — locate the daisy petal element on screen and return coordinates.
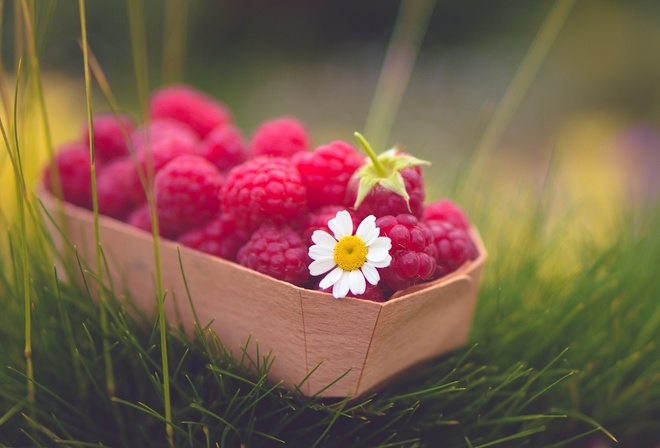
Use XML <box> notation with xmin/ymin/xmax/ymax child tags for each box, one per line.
<box><xmin>348</xmin><ymin>270</ymin><xmax>366</xmax><ymax>295</ymax></box>
<box><xmin>309</xmin><ymin>245</ymin><xmax>333</xmax><ymax>260</ymax></box>
<box><xmin>319</xmin><ymin>266</ymin><xmax>343</xmax><ymax>290</ymax></box>
<box><xmin>309</xmin><ymin>258</ymin><xmax>336</xmax><ymax>276</ymax></box>
<box><xmin>369</xmin><ymin>254</ymin><xmax>392</xmax><ymax>268</ymax></box>
<box><xmin>361</xmin><ymin>262</ymin><xmax>380</xmax><ymax>285</ymax></box>
<box><xmin>356</xmin><ymin>215</ymin><xmax>378</xmax><ymax>244</ymax></box>
<box><xmin>366</xmin><ymin>237</ymin><xmax>391</xmax><ymax>262</ymax></box>
<box><xmin>332</xmin><ymin>272</ymin><xmax>351</xmax><ymax>299</ymax></box>
<box><xmin>311</xmin><ymin>230</ymin><xmax>337</xmax><ymax>247</ymax></box>
<box><xmin>328</xmin><ymin>210</ymin><xmax>353</xmax><ymax>239</ymax></box>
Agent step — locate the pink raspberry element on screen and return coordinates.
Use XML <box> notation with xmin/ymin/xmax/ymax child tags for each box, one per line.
<box><xmin>249</xmin><ymin>116</ymin><xmax>310</xmax><ymax>158</ymax></box>
<box><xmin>292</xmin><ymin>140</ymin><xmax>365</xmax><ymax>209</ymax></box>
<box><xmin>154</xmin><ymin>155</ymin><xmax>224</xmax><ymax>237</ymax></box>
<box><xmin>375</xmin><ymin>214</ymin><xmax>437</xmax><ymax>291</ymax></box>
<box><xmin>423</xmin><ymin>199</ymin><xmax>471</xmax><ymax>230</ymax></box>
<box><xmin>426</xmin><ymin>219</ymin><xmax>478</xmax><ymax>279</ymax></box>
<box><xmin>237</xmin><ymin>222</ymin><xmax>310</xmax><ymax>286</ymax></box>
<box><xmin>97</xmin><ymin>157</ymin><xmax>140</xmax><ymax>220</ymax></box>
<box><xmin>127</xmin><ymin>129</ymin><xmax>198</xmax><ymax>204</ymax></box>
<box><xmin>194</xmin><ymin>124</ymin><xmax>247</xmax><ymax>173</ymax></box>
<box><xmin>150</xmin><ymin>84</ymin><xmax>233</xmax><ymax>138</ymax></box>
<box><xmin>221</xmin><ymin>156</ymin><xmax>308</xmax><ymax>231</ymax></box>
<box><xmin>178</xmin><ymin>213</ymin><xmax>249</xmax><ymax>262</ymax></box>
<box><xmin>43</xmin><ymin>142</ymin><xmax>93</xmax><ymax>209</ymax></box>
<box><xmin>81</xmin><ymin>113</ymin><xmax>134</xmax><ymax>163</ymax></box>
<box><xmin>131</xmin><ymin>118</ymin><xmax>199</xmax><ymax>149</ymax></box>
<box><xmin>349</xmin><ymin>163</ymin><xmax>426</xmax><ymax>220</ymax></box>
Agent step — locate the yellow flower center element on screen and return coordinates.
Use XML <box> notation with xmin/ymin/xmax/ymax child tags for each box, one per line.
<box><xmin>334</xmin><ymin>235</ymin><xmax>368</xmax><ymax>271</ymax></box>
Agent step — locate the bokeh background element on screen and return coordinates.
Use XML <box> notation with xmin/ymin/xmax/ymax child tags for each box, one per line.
<box><xmin>1</xmin><ymin>0</ymin><xmax>660</xmax><ymax>217</ymax></box>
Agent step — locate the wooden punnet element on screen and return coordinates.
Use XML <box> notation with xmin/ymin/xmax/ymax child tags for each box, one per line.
<box><xmin>39</xmin><ymin>189</ymin><xmax>487</xmax><ymax>398</ymax></box>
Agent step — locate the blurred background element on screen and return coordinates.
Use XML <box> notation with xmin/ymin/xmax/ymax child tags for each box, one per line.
<box><xmin>1</xmin><ymin>0</ymin><xmax>660</xmax><ymax>217</ymax></box>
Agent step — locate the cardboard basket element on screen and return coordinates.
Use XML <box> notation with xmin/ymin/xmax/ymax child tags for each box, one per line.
<box><xmin>39</xmin><ymin>188</ymin><xmax>487</xmax><ymax>398</ymax></box>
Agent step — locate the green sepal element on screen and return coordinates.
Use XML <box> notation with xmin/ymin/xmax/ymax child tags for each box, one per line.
<box><xmin>352</xmin><ymin>133</ymin><xmax>431</xmax><ymax>210</ymax></box>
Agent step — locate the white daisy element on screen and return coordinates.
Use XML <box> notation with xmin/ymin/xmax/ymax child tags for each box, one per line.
<box><xmin>308</xmin><ymin>210</ymin><xmax>392</xmax><ymax>299</ymax></box>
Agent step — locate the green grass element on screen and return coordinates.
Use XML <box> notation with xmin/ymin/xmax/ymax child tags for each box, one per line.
<box><xmin>2</xmin><ymin>1</ymin><xmax>659</xmax><ymax>446</ymax></box>
<box><xmin>1</xmin><ymin>174</ymin><xmax>658</xmax><ymax>447</ymax></box>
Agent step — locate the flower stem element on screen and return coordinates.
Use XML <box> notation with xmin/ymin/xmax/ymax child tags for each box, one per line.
<box><xmin>354</xmin><ymin>132</ymin><xmax>386</xmax><ymax>177</ymax></box>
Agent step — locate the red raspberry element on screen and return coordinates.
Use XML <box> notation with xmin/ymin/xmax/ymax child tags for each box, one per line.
<box><xmin>81</xmin><ymin>113</ymin><xmax>134</xmax><ymax>163</ymax></box>
<box><xmin>426</xmin><ymin>220</ymin><xmax>478</xmax><ymax>279</ymax></box>
<box><xmin>178</xmin><ymin>213</ymin><xmax>249</xmax><ymax>262</ymax></box>
<box><xmin>221</xmin><ymin>156</ymin><xmax>308</xmax><ymax>231</ymax></box>
<box><xmin>43</xmin><ymin>142</ymin><xmax>92</xmax><ymax>209</ymax></box>
<box><xmin>97</xmin><ymin>157</ymin><xmax>140</xmax><ymax>220</ymax></box>
<box><xmin>127</xmin><ymin>129</ymin><xmax>198</xmax><ymax>204</ymax></box>
<box><xmin>194</xmin><ymin>124</ymin><xmax>247</xmax><ymax>173</ymax></box>
<box><xmin>375</xmin><ymin>214</ymin><xmax>437</xmax><ymax>291</ymax></box>
<box><xmin>150</xmin><ymin>84</ymin><xmax>233</xmax><ymax>138</ymax></box>
<box><xmin>350</xmin><ymin>163</ymin><xmax>426</xmax><ymax>220</ymax></box>
<box><xmin>154</xmin><ymin>155</ymin><xmax>224</xmax><ymax>237</ymax></box>
<box><xmin>237</xmin><ymin>222</ymin><xmax>310</xmax><ymax>286</ymax></box>
<box><xmin>131</xmin><ymin>118</ymin><xmax>199</xmax><ymax>149</ymax></box>
<box><xmin>423</xmin><ymin>199</ymin><xmax>471</xmax><ymax>230</ymax></box>
<box><xmin>292</xmin><ymin>140</ymin><xmax>364</xmax><ymax>209</ymax></box>
<box><xmin>301</xmin><ymin>204</ymin><xmax>360</xmax><ymax>244</ymax></box>
<box><xmin>249</xmin><ymin>116</ymin><xmax>310</xmax><ymax>158</ymax></box>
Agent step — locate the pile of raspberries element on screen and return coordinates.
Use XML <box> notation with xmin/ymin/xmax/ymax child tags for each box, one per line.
<box><xmin>43</xmin><ymin>84</ymin><xmax>478</xmax><ymax>302</ymax></box>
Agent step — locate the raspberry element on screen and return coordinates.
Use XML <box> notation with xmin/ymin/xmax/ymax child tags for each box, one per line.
<box><xmin>127</xmin><ymin>129</ymin><xmax>198</xmax><ymax>204</ymax></box>
<box><xmin>82</xmin><ymin>113</ymin><xmax>134</xmax><ymax>163</ymax></box>
<box><xmin>194</xmin><ymin>124</ymin><xmax>247</xmax><ymax>173</ymax></box>
<box><xmin>150</xmin><ymin>84</ymin><xmax>233</xmax><ymax>138</ymax></box>
<box><xmin>131</xmin><ymin>118</ymin><xmax>199</xmax><ymax>149</ymax></box>
<box><xmin>237</xmin><ymin>222</ymin><xmax>310</xmax><ymax>286</ymax></box>
<box><xmin>97</xmin><ymin>157</ymin><xmax>140</xmax><ymax>220</ymax></box>
<box><xmin>423</xmin><ymin>199</ymin><xmax>471</xmax><ymax>230</ymax></box>
<box><xmin>154</xmin><ymin>155</ymin><xmax>224</xmax><ymax>237</ymax></box>
<box><xmin>301</xmin><ymin>204</ymin><xmax>360</xmax><ymax>244</ymax></box>
<box><xmin>221</xmin><ymin>156</ymin><xmax>308</xmax><ymax>231</ymax></box>
<box><xmin>375</xmin><ymin>214</ymin><xmax>437</xmax><ymax>291</ymax></box>
<box><xmin>43</xmin><ymin>142</ymin><xmax>93</xmax><ymax>209</ymax></box>
<box><xmin>348</xmin><ymin>134</ymin><xmax>430</xmax><ymax>220</ymax></box>
<box><xmin>249</xmin><ymin>116</ymin><xmax>310</xmax><ymax>158</ymax></box>
<box><xmin>292</xmin><ymin>140</ymin><xmax>364</xmax><ymax>209</ymax></box>
<box><xmin>426</xmin><ymin>219</ymin><xmax>478</xmax><ymax>279</ymax></box>
<box><xmin>350</xmin><ymin>164</ymin><xmax>426</xmax><ymax>219</ymax></box>
<box><xmin>178</xmin><ymin>212</ymin><xmax>249</xmax><ymax>262</ymax></box>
